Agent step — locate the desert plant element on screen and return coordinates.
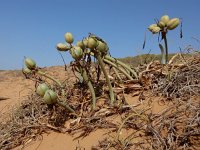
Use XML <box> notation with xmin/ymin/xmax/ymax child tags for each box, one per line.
<box><xmin>148</xmin><ymin>15</ymin><xmax>180</xmax><ymax>64</ymax></box>
<box><xmin>56</xmin><ymin>32</ymin><xmax>138</xmax><ymax>109</ymax></box>
<box><xmin>23</xmin><ymin>32</ymin><xmax>138</xmax><ymax>112</ymax></box>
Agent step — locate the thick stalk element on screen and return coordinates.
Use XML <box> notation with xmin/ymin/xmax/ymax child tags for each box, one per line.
<box><xmin>159</xmin><ymin>44</ymin><xmax>166</xmax><ymax>64</ymax></box>
<box><xmin>103</xmin><ymin>59</ymin><xmax>133</xmax><ymax>80</ymax></box>
<box><xmin>163</xmin><ymin>32</ymin><xmax>168</xmax><ymax>64</ymax></box>
<box><xmin>104</xmin><ymin>55</ymin><xmax>138</xmax><ymax>79</ymax></box>
<box><xmin>112</xmin><ymin>67</ymin><xmax>122</xmax><ymax>82</ymax></box>
<box><xmin>96</xmin><ymin>54</ymin><xmax>115</xmax><ymax>105</ymax></box>
<box><xmin>80</xmin><ymin>67</ymin><xmax>96</xmax><ymax>109</ymax></box>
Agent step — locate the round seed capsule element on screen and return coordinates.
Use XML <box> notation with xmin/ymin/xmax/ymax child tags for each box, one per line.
<box><xmin>87</xmin><ymin>38</ymin><xmax>98</xmax><ymax>49</ymax></box>
<box><xmin>160</xmin><ymin>15</ymin><xmax>170</xmax><ymax>25</ymax></box>
<box><xmin>64</xmin><ymin>32</ymin><xmax>74</xmax><ymax>44</ymax></box>
<box><xmin>24</xmin><ymin>57</ymin><xmax>36</xmax><ymax>70</ymax></box>
<box><xmin>23</xmin><ymin>67</ymin><xmax>32</xmax><ymax>74</ymax></box>
<box><xmin>167</xmin><ymin>18</ymin><xmax>180</xmax><ymax>30</ymax></box>
<box><xmin>70</xmin><ymin>46</ymin><xmax>83</xmax><ymax>60</ymax></box>
<box><xmin>36</xmin><ymin>83</ymin><xmax>49</xmax><ymax>97</ymax></box>
<box><xmin>148</xmin><ymin>24</ymin><xmax>158</xmax><ymax>32</ymax></box>
<box><xmin>56</xmin><ymin>43</ymin><xmax>70</xmax><ymax>51</ymax></box>
<box><xmin>151</xmin><ymin>26</ymin><xmax>161</xmax><ymax>34</ymax></box>
<box><xmin>157</xmin><ymin>21</ymin><xmax>165</xmax><ymax>29</ymax></box>
<box><xmin>83</xmin><ymin>38</ymin><xmax>89</xmax><ymax>48</ymax></box>
<box><xmin>76</xmin><ymin>41</ymin><xmax>85</xmax><ymax>49</ymax></box>
<box><xmin>43</xmin><ymin>90</ymin><xmax>57</xmax><ymax>104</ymax></box>
<box><xmin>96</xmin><ymin>41</ymin><xmax>108</xmax><ymax>54</ymax></box>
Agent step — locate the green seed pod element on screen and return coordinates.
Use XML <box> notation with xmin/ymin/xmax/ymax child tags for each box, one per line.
<box><xmin>43</xmin><ymin>89</ymin><xmax>57</xmax><ymax>104</ymax></box>
<box><xmin>157</xmin><ymin>21</ymin><xmax>165</xmax><ymax>29</ymax></box>
<box><xmin>148</xmin><ymin>24</ymin><xmax>158</xmax><ymax>32</ymax></box>
<box><xmin>160</xmin><ymin>15</ymin><xmax>170</xmax><ymax>25</ymax></box>
<box><xmin>96</xmin><ymin>41</ymin><xmax>108</xmax><ymax>54</ymax></box>
<box><xmin>76</xmin><ymin>41</ymin><xmax>85</xmax><ymax>49</ymax></box>
<box><xmin>167</xmin><ymin>18</ymin><xmax>180</xmax><ymax>30</ymax></box>
<box><xmin>151</xmin><ymin>26</ymin><xmax>161</xmax><ymax>34</ymax></box>
<box><xmin>64</xmin><ymin>32</ymin><xmax>74</xmax><ymax>44</ymax></box>
<box><xmin>23</xmin><ymin>67</ymin><xmax>32</xmax><ymax>74</ymax></box>
<box><xmin>56</xmin><ymin>43</ymin><xmax>70</xmax><ymax>51</ymax></box>
<box><xmin>70</xmin><ymin>46</ymin><xmax>83</xmax><ymax>60</ymax></box>
<box><xmin>87</xmin><ymin>37</ymin><xmax>98</xmax><ymax>49</ymax></box>
<box><xmin>36</xmin><ymin>83</ymin><xmax>49</xmax><ymax>97</ymax></box>
<box><xmin>83</xmin><ymin>38</ymin><xmax>89</xmax><ymax>48</ymax></box>
<box><xmin>24</xmin><ymin>57</ymin><xmax>36</xmax><ymax>70</ymax></box>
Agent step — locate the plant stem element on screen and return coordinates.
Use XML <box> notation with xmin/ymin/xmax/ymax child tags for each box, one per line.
<box><xmin>112</xmin><ymin>67</ymin><xmax>122</xmax><ymax>82</ymax></box>
<box><xmin>163</xmin><ymin>32</ymin><xmax>168</xmax><ymax>64</ymax></box>
<box><xmin>57</xmin><ymin>100</ymin><xmax>76</xmax><ymax>114</ymax></box>
<box><xmin>159</xmin><ymin>43</ymin><xmax>166</xmax><ymax>64</ymax></box>
<box><xmin>37</xmin><ymin>71</ymin><xmax>75</xmax><ymax>114</ymax></box>
<box><xmin>96</xmin><ymin>53</ymin><xmax>115</xmax><ymax>105</ymax></box>
<box><xmin>37</xmin><ymin>70</ymin><xmax>66</xmax><ymax>97</ymax></box>
<box><xmin>104</xmin><ymin>55</ymin><xmax>138</xmax><ymax>79</ymax></box>
<box><xmin>37</xmin><ymin>70</ymin><xmax>62</xmax><ymax>87</ymax></box>
<box><xmin>103</xmin><ymin>59</ymin><xmax>133</xmax><ymax>80</ymax></box>
<box><xmin>79</xmin><ymin>66</ymin><xmax>96</xmax><ymax>109</ymax></box>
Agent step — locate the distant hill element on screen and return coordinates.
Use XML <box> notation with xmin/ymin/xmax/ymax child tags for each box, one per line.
<box><xmin>118</xmin><ymin>53</ymin><xmax>191</xmax><ymax>67</ymax></box>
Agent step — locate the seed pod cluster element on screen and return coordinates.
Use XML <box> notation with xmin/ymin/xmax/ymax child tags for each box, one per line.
<box><xmin>36</xmin><ymin>83</ymin><xmax>57</xmax><ymax>104</ymax></box>
<box><xmin>57</xmin><ymin>32</ymin><xmax>109</xmax><ymax>59</ymax></box>
<box><xmin>148</xmin><ymin>15</ymin><xmax>180</xmax><ymax>34</ymax></box>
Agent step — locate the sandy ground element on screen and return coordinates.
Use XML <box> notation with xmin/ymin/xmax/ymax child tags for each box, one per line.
<box><xmin>0</xmin><ymin>67</ymin><xmax>97</xmax><ymax>150</ymax></box>
<box><xmin>0</xmin><ymin>67</ymin><xmax>123</xmax><ymax>150</ymax></box>
<box><xmin>0</xmin><ymin>66</ymin><xmax>167</xmax><ymax>150</ymax></box>
<box><xmin>0</xmin><ymin>70</ymin><xmax>35</xmax><ymax>113</ymax></box>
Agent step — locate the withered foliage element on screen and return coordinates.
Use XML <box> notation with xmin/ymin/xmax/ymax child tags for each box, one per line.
<box><xmin>0</xmin><ymin>52</ymin><xmax>200</xmax><ymax>150</ymax></box>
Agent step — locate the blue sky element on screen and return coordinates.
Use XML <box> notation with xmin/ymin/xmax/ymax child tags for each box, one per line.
<box><xmin>0</xmin><ymin>0</ymin><xmax>200</xmax><ymax>70</ymax></box>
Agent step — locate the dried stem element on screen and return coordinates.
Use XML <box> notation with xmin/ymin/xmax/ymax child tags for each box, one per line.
<box><xmin>103</xmin><ymin>58</ymin><xmax>133</xmax><ymax>80</ymax></box>
<box><xmin>105</xmin><ymin>55</ymin><xmax>138</xmax><ymax>79</ymax></box>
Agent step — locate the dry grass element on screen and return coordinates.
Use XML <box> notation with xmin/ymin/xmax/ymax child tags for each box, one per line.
<box><xmin>0</xmin><ymin>51</ymin><xmax>199</xmax><ymax>150</ymax></box>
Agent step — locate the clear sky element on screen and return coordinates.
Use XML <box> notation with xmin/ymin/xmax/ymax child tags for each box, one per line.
<box><xmin>0</xmin><ymin>0</ymin><xmax>200</xmax><ymax>70</ymax></box>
